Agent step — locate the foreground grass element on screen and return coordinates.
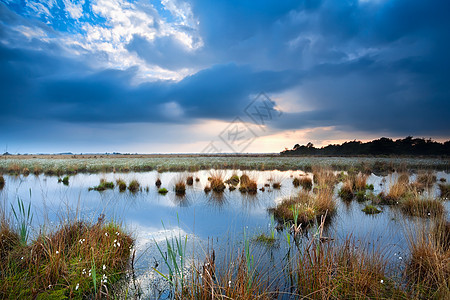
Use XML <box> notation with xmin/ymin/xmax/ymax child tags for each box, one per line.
<box><xmin>0</xmin><ymin>218</ymin><xmax>134</xmax><ymax>298</ymax></box>
<box><xmin>164</xmin><ymin>229</ymin><xmax>410</xmax><ymax>299</ymax></box>
<box><xmin>406</xmin><ymin>218</ymin><xmax>450</xmax><ymax>299</ymax></box>
<box><xmin>296</xmin><ymin>238</ymin><xmax>406</xmax><ymax>299</ymax></box>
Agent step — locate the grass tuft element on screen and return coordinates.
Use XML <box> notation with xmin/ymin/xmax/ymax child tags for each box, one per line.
<box><xmin>225</xmin><ymin>174</ymin><xmax>240</xmax><ymax>186</ymax></box>
<box><xmin>158</xmin><ymin>187</ymin><xmax>168</xmax><ymax>195</ymax></box>
<box><xmin>175</xmin><ymin>180</ymin><xmax>186</xmax><ymax>196</ymax></box>
<box><xmin>209</xmin><ymin>172</ymin><xmax>226</xmax><ymax>193</ymax></box>
<box><xmin>339</xmin><ymin>180</ymin><xmax>354</xmax><ymax>201</ymax></box>
<box><xmin>128</xmin><ymin>179</ymin><xmax>140</xmax><ymax>193</ymax></box>
<box><xmin>22</xmin><ymin>168</ymin><xmax>30</xmax><ymax>176</ymax></box>
<box><xmin>116</xmin><ymin>179</ymin><xmax>127</xmax><ymax>192</ymax></box>
<box><xmin>362</xmin><ymin>204</ymin><xmax>382</xmax><ymax>215</ymax></box>
<box><xmin>89</xmin><ymin>179</ymin><xmax>114</xmax><ymax>191</ymax></box>
<box><xmin>270</xmin><ymin>189</ymin><xmax>334</xmax><ymax>226</ymax></box>
<box><xmin>0</xmin><ymin>175</ymin><xmax>4</xmax><ymax>189</ymax></box>
<box><xmin>155</xmin><ymin>178</ymin><xmax>162</xmax><ymax>187</ymax></box>
<box><xmin>400</xmin><ymin>196</ymin><xmax>444</xmax><ymax>218</ymax></box>
<box><xmin>239</xmin><ymin>174</ymin><xmax>257</xmax><ymax>194</ymax></box>
<box><xmin>438</xmin><ymin>183</ymin><xmax>450</xmax><ymax>199</ymax></box>
<box><xmin>406</xmin><ymin>219</ymin><xmax>450</xmax><ymax>299</ymax></box>
<box><xmin>296</xmin><ymin>237</ymin><xmax>406</xmax><ymax>299</ymax></box>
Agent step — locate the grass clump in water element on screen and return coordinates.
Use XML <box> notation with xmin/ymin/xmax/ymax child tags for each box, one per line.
<box><xmin>155</xmin><ymin>178</ymin><xmax>162</xmax><ymax>187</ymax></box>
<box><xmin>339</xmin><ymin>180</ymin><xmax>354</xmax><ymax>201</ymax></box>
<box><xmin>239</xmin><ymin>174</ymin><xmax>257</xmax><ymax>194</ymax></box>
<box><xmin>400</xmin><ymin>196</ymin><xmax>444</xmax><ymax>218</ymax></box>
<box><xmin>296</xmin><ymin>237</ymin><xmax>406</xmax><ymax>299</ymax></box>
<box><xmin>174</xmin><ymin>180</ymin><xmax>186</xmax><ymax>196</ymax></box>
<box><xmin>362</xmin><ymin>204</ymin><xmax>382</xmax><ymax>215</ymax></box>
<box><xmin>416</xmin><ymin>171</ymin><xmax>437</xmax><ymax>189</ymax></box>
<box><xmin>298</xmin><ymin>176</ymin><xmax>312</xmax><ymax>191</ymax></box>
<box><xmin>438</xmin><ymin>183</ymin><xmax>450</xmax><ymax>199</ymax></box>
<box><xmin>22</xmin><ymin>168</ymin><xmax>30</xmax><ymax>176</ymax></box>
<box><xmin>0</xmin><ymin>175</ymin><xmax>4</xmax><ymax>189</ymax></box>
<box><xmin>406</xmin><ymin>218</ymin><xmax>450</xmax><ymax>299</ymax></box>
<box><xmin>158</xmin><ymin>188</ymin><xmax>168</xmax><ymax>195</ymax></box>
<box><xmin>205</xmin><ymin>172</ymin><xmax>226</xmax><ymax>193</ymax></box>
<box><xmin>225</xmin><ymin>174</ymin><xmax>240</xmax><ymax>186</ymax></box>
<box><xmin>186</xmin><ymin>176</ymin><xmax>194</xmax><ymax>186</ymax></box>
<box><xmin>253</xmin><ymin>233</ymin><xmax>276</xmax><ymax>247</ymax></box>
<box><xmin>116</xmin><ymin>179</ymin><xmax>127</xmax><ymax>192</ymax></box>
<box><xmin>270</xmin><ymin>189</ymin><xmax>335</xmax><ymax>226</ymax></box>
<box><xmin>57</xmin><ymin>176</ymin><xmax>70</xmax><ymax>185</ymax></box>
<box><xmin>128</xmin><ymin>179</ymin><xmax>140</xmax><ymax>193</ymax></box>
<box><xmin>355</xmin><ymin>190</ymin><xmax>366</xmax><ymax>202</ymax></box>
<box><xmin>89</xmin><ymin>179</ymin><xmax>114</xmax><ymax>191</ymax></box>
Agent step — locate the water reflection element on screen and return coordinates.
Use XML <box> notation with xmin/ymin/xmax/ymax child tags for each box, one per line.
<box><xmin>0</xmin><ymin>169</ymin><xmax>448</xmax><ymax>298</ymax></box>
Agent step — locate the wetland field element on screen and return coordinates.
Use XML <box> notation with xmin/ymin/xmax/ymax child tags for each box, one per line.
<box><xmin>0</xmin><ymin>155</ymin><xmax>449</xmax><ymax>299</ymax></box>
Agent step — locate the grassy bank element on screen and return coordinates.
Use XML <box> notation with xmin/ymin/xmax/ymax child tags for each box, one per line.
<box><xmin>0</xmin><ymin>204</ymin><xmax>134</xmax><ymax>298</ymax></box>
<box><xmin>0</xmin><ymin>155</ymin><xmax>448</xmax><ymax>175</ymax></box>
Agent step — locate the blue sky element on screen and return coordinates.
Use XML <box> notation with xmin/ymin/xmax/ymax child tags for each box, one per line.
<box><xmin>0</xmin><ymin>0</ymin><xmax>449</xmax><ymax>153</ymax></box>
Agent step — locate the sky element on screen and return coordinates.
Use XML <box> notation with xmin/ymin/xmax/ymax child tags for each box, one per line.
<box><xmin>0</xmin><ymin>0</ymin><xmax>449</xmax><ymax>154</ymax></box>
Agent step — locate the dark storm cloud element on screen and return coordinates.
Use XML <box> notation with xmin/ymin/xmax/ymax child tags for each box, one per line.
<box><xmin>0</xmin><ymin>41</ymin><xmax>299</xmax><ymax>125</ymax></box>
<box><xmin>1</xmin><ymin>0</ymin><xmax>450</xmax><ymax>144</ymax></box>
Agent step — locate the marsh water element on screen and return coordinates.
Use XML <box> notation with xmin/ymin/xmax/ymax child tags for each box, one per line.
<box><xmin>1</xmin><ymin>169</ymin><xmax>449</xmax><ymax>298</ymax></box>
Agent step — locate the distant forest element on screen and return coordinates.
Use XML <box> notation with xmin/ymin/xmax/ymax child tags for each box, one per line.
<box><xmin>281</xmin><ymin>137</ymin><xmax>450</xmax><ymax>156</ymax></box>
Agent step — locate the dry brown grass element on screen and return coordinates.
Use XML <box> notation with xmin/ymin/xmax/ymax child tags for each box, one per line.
<box><xmin>398</xmin><ymin>173</ymin><xmax>410</xmax><ymax>184</ymax></box>
<box><xmin>338</xmin><ymin>180</ymin><xmax>354</xmax><ymax>201</ymax></box>
<box><xmin>400</xmin><ymin>196</ymin><xmax>444</xmax><ymax>218</ymax></box>
<box><xmin>270</xmin><ymin>189</ymin><xmax>334</xmax><ymax>226</ymax></box>
<box><xmin>296</xmin><ymin>238</ymin><xmax>406</xmax><ymax>299</ymax></box>
<box><xmin>239</xmin><ymin>174</ymin><xmax>257</xmax><ymax>194</ymax></box>
<box><xmin>175</xmin><ymin>180</ymin><xmax>186</xmax><ymax>196</ymax></box>
<box><xmin>416</xmin><ymin>171</ymin><xmax>437</xmax><ymax>189</ymax></box>
<box><xmin>0</xmin><ymin>218</ymin><xmax>134</xmax><ymax>298</ymax></box>
<box><xmin>353</xmin><ymin>173</ymin><xmax>368</xmax><ymax>191</ymax></box>
<box><xmin>293</xmin><ymin>176</ymin><xmax>313</xmax><ymax>191</ymax></box>
<box><xmin>312</xmin><ymin>167</ymin><xmax>337</xmax><ymax>187</ymax></box>
<box><xmin>439</xmin><ymin>183</ymin><xmax>450</xmax><ymax>199</ymax></box>
<box><xmin>183</xmin><ymin>249</ymin><xmax>276</xmax><ymax>300</ymax></box>
<box><xmin>406</xmin><ymin>219</ymin><xmax>450</xmax><ymax>299</ymax></box>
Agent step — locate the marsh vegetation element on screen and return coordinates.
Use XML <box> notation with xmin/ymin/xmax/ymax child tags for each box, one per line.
<box><xmin>0</xmin><ymin>160</ymin><xmax>448</xmax><ymax>299</ymax></box>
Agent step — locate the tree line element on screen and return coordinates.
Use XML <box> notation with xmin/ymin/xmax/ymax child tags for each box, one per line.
<box><xmin>281</xmin><ymin>137</ymin><xmax>450</xmax><ymax>156</ymax></box>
